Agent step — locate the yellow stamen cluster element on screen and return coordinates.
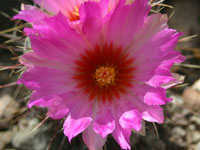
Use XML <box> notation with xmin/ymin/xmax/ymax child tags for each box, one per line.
<box><xmin>94</xmin><ymin>66</ymin><xmax>116</xmax><ymax>87</ymax></box>
<box><xmin>72</xmin><ymin>7</ymin><xmax>79</xmax><ymax>18</ymax></box>
<box><xmin>68</xmin><ymin>7</ymin><xmax>80</xmax><ymax>21</ymax></box>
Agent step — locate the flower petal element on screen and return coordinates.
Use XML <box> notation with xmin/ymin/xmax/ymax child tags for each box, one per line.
<box><xmin>161</xmin><ymin>73</ymin><xmax>185</xmax><ymax>89</ymax></box>
<box><xmin>24</xmin><ymin>13</ymin><xmax>86</xmax><ymax>64</ymax></box>
<box><xmin>93</xmin><ymin>103</ymin><xmax>115</xmax><ymax>138</ymax></box>
<box><xmin>81</xmin><ymin>1</ymin><xmax>103</xmax><ymax>45</ymax></box>
<box><xmin>143</xmin><ymin>106</ymin><xmax>164</xmax><ymax>124</ymax></box>
<box><xmin>131</xmin><ymin>14</ymin><xmax>168</xmax><ymax>51</ymax></box>
<box><xmin>112</xmin><ymin>121</ymin><xmax>131</xmax><ymax>149</ymax></box>
<box><xmin>133</xmin><ymin>84</ymin><xmax>172</xmax><ymax>105</ymax></box>
<box><xmin>28</xmin><ymin>92</ymin><xmax>78</xmax><ymax>119</ymax></box>
<box><xmin>124</xmin><ymin>95</ymin><xmax>164</xmax><ymax>124</ymax></box>
<box><xmin>107</xmin><ymin>0</ymin><xmax>151</xmax><ymax>48</ymax></box>
<box><xmin>34</xmin><ymin>0</ymin><xmax>83</xmax><ymax>16</ymax></box>
<box><xmin>20</xmin><ymin>52</ymin><xmax>67</xmax><ymax>70</ymax></box>
<box><xmin>63</xmin><ymin>98</ymin><xmax>93</xmax><ymax>142</ymax></box>
<box><xmin>18</xmin><ymin>67</ymin><xmax>75</xmax><ymax>95</ymax></box>
<box><xmin>119</xmin><ymin>109</ymin><xmax>142</xmax><ymax>131</ymax></box>
<box><xmin>27</xmin><ymin>91</ymin><xmax>47</xmax><ymax>108</ymax></box>
<box><xmin>46</xmin><ymin>93</ymin><xmax>76</xmax><ymax>119</ymax></box>
<box><xmin>13</xmin><ymin>5</ymin><xmax>47</xmax><ymax>23</ymax></box>
<box><xmin>83</xmin><ymin>125</ymin><xmax>107</xmax><ymax>150</ymax></box>
<box><xmin>33</xmin><ymin>0</ymin><xmax>60</xmax><ymax>14</ymax></box>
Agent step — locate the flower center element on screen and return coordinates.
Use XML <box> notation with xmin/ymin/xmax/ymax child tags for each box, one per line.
<box><xmin>94</xmin><ymin>66</ymin><xmax>116</xmax><ymax>87</ymax></box>
<box><xmin>68</xmin><ymin>7</ymin><xmax>80</xmax><ymax>21</ymax></box>
<box><xmin>73</xmin><ymin>43</ymin><xmax>135</xmax><ymax>102</ymax></box>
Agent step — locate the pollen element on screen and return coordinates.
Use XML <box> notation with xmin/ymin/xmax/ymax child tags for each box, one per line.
<box><xmin>73</xmin><ymin>7</ymin><xmax>79</xmax><ymax>17</ymax></box>
<box><xmin>68</xmin><ymin>7</ymin><xmax>80</xmax><ymax>21</ymax></box>
<box><xmin>94</xmin><ymin>66</ymin><xmax>116</xmax><ymax>87</ymax></box>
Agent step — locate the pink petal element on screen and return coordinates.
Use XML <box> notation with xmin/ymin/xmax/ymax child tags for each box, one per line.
<box><xmin>18</xmin><ymin>67</ymin><xmax>75</xmax><ymax>95</ymax></box>
<box><xmin>24</xmin><ymin>13</ymin><xmax>86</xmax><ymax>63</ymax></box>
<box><xmin>161</xmin><ymin>73</ymin><xmax>185</xmax><ymax>89</ymax></box>
<box><xmin>20</xmin><ymin>52</ymin><xmax>68</xmax><ymax>70</ymax></box>
<box><xmin>81</xmin><ymin>1</ymin><xmax>103</xmax><ymax>45</ymax></box>
<box><xmin>27</xmin><ymin>91</ymin><xmax>47</xmax><ymax>108</ymax></box>
<box><xmin>133</xmin><ymin>29</ymin><xmax>178</xmax><ymax>66</ymax></box>
<box><xmin>13</xmin><ymin>5</ymin><xmax>47</xmax><ymax>23</ymax></box>
<box><xmin>34</xmin><ymin>0</ymin><xmax>83</xmax><ymax>17</ymax></box>
<box><xmin>63</xmin><ymin>99</ymin><xmax>93</xmax><ymax>142</ymax></box>
<box><xmin>28</xmin><ymin>92</ymin><xmax>78</xmax><ymax>119</ymax></box>
<box><xmin>112</xmin><ymin>121</ymin><xmax>131</xmax><ymax>149</ymax></box>
<box><xmin>64</xmin><ymin>115</ymin><xmax>92</xmax><ymax>142</ymax></box>
<box><xmin>131</xmin><ymin>14</ymin><xmax>168</xmax><ymax>51</ymax></box>
<box><xmin>124</xmin><ymin>95</ymin><xmax>164</xmax><ymax>124</ymax></box>
<box><xmin>33</xmin><ymin>0</ymin><xmax>64</xmax><ymax>15</ymax></box>
<box><xmin>119</xmin><ymin>109</ymin><xmax>142</xmax><ymax>131</ymax></box>
<box><xmin>107</xmin><ymin>0</ymin><xmax>151</xmax><ymax>48</ymax></box>
<box><xmin>133</xmin><ymin>84</ymin><xmax>172</xmax><ymax>105</ymax></box>
<box><xmin>83</xmin><ymin>125</ymin><xmax>107</xmax><ymax>150</ymax></box>
<box><xmin>113</xmin><ymin>98</ymin><xmax>142</xmax><ymax>132</ymax></box>
<box><xmin>148</xmin><ymin>75</ymin><xmax>176</xmax><ymax>88</ymax></box>
<box><xmin>26</xmin><ymin>34</ymin><xmax>78</xmax><ymax>65</ymax></box>
<box><xmin>46</xmin><ymin>93</ymin><xmax>74</xmax><ymax>119</ymax></box>
<box><xmin>147</xmin><ymin>32</ymin><xmax>185</xmax><ymax>87</ymax></box>
<box><xmin>133</xmin><ymin>30</ymin><xmax>184</xmax><ymax>85</ymax></box>
<box><xmin>98</xmin><ymin>0</ymin><xmax>111</xmax><ymax>17</ymax></box>
<box><xmin>129</xmin><ymin>32</ymin><xmax>179</xmax><ymax>84</ymax></box>
<box><xmin>143</xmin><ymin>106</ymin><xmax>164</xmax><ymax>124</ymax></box>
<box><xmin>33</xmin><ymin>0</ymin><xmax>58</xmax><ymax>14</ymax></box>
<box><xmin>93</xmin><ymin>103</ymin><xmax>115</xmax><ymax>138</ymax></box>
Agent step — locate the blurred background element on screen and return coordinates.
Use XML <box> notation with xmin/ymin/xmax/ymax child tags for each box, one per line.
<box><xmin>0</xmin><ymin>0</ymin><xmax>200</xmax><ymax>150</ymax></box>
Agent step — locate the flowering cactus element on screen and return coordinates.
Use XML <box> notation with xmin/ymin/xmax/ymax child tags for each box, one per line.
<box><xmin>14</xmin><ymin>0</ymin><xmax>185</xmax><ymax>149</ymax></box>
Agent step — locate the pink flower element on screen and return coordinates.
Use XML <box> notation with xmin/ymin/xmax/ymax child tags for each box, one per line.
<box><xmin>13</xmin><ymin>0</ymin><xmax>117</xmax><ymax>24</ymax></box>
<box><xmin>17</xmin><ymin>0</ymin><xmax>185</xmax><ymax>149</ymax></box>
<box><xmin>33</xmin><ymin>0</ymin><xmax>117</xmax><ymax>21</ymax></box>
<box><xmin>33</xmin><ymin>0</ymin><xmax>84</xmax><ymax>21</ymax></box>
